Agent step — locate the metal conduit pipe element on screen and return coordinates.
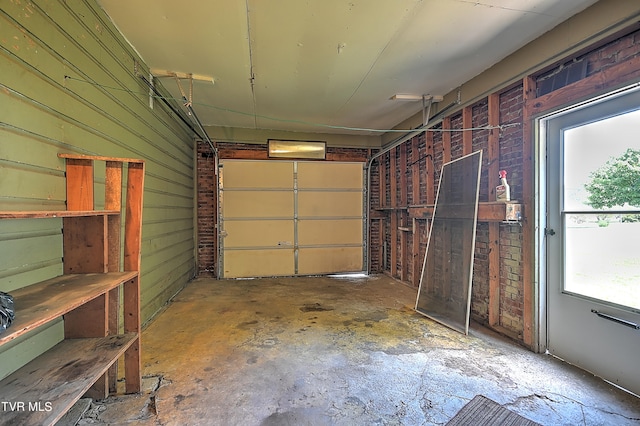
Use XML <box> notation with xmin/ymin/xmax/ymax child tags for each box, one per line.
<box><xmin>363</xmin><ymin>100</ymin><xmax>458</xmax><ymax>274</ymax></box>
<box><xmin>178</xmin><ymin>96</ymin><xmax>222</xmax><ymax>279</ymax></box>
<box><xmin>139</xmin><ymin>74</ymin><xmax>221</xmax><ymax>278</ymax></box>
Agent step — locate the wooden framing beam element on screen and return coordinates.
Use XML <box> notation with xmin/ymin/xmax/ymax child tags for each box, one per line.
<box><xmin>399</xmin><ymin>143</ymin><xmax>408</xmax><ymax>206</ymax></box>
<box><xmin>463</xmin><ymin>106</ymin><xmax>473</xmax><ymax>155</ymax></box>
<box><xmin>522</xmin><ymin>76</ymin><xmax>536</xmax><ymax>347</ymax></box>
<box><xmin>379</xmin><ymin>153</ymin><xmax>387</xmax><ymax>208</ymax></box>
<box><xmin>399</xmin><ymin>144</ymin><xmax>408</xmax><ymax>281</ymax></box>
<box><xmin>487</xmin><ymin>93</ymin><xmax>501</xmax><ymax>327</ymax></box>
<box><xmin>442</xmin><ymin>117</ymin><xmax>452</xmax><ymax>164</ymax></box>
<box><xmin>407</xmin><ymin>202</ymin><xmax>521</xmax><ymax>222</ymax></box>
<box><xmin>411</xmin><ymin>137</ymin><xmax>422</xmax><ymax>286</ymax></box>
<box><xmin>389</xmin><ymin>148</ymin><xmax>398</xmax><ymax>277</ymax></box>
<box><xmin>426</xmin><ymin>132</ymin><xmax>435</xmax><ymax>205</ymax></box>
<box><xmin>528</xmin><ymin>55</ymin><xmax>640</xmax><ymax>117</ymax></box>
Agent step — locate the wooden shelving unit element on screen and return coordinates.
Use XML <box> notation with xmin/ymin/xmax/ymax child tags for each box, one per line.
<box><xmin>0</xmin><ymin>154</ymin><xmax>144</xmax><ymax>426</ymax></box>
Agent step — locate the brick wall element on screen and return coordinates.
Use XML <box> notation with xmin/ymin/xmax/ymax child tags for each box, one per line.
<box><xmin>368</xmin><ymin>25</ymin><xmax>640</xmax><ymax>345</ymax></box>
<box><xmin>197</xmin><ymin>142</ymin><xmax>217</xmax><ymax>276</ymax></box>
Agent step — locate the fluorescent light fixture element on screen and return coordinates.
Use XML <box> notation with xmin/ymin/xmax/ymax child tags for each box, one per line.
<box><xmin>268</xmin><ymin>140</ymin><xmax>326</xmax><ymax>159</ymax></box>
<box><xmin>390</xmin><ymin>94</ymin><xmax>444</xmax><ymax>102</ymax></box>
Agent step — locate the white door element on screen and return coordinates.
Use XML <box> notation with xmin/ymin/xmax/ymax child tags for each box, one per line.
<box><xmin>544</xmin><ymin>86</ymin><xmax>640</xmax><ymax>396</ymax></box>
<box><xmin>220</xmin><ymin>160</ymin><xmax>364</xmax><ymax>278</ymax></box>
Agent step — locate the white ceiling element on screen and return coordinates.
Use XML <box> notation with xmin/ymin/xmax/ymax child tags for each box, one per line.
<box><xmin>97</xmin><ymin>0</ymin><xmax>598</xmax><ymax>136</ymax></box>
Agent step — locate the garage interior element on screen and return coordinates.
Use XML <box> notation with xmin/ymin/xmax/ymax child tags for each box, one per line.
<box><xmin>1</xmin><ymin>1</ymin><xmax>640</xmax><ymax>425</ymax></box>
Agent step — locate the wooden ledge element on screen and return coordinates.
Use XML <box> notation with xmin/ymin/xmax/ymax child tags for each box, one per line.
<box><xmin>0</xmin><ymin>210</ymin><xmax>119</xmax><ymax>219</ymax></box>
<box><xmin>371</xmin><ymin>202</ymin><xmax>523</xmax><ymax>223</ymax></box>
<box><xmin>58</xmin><ymin>153</ymin><xmax>145</xmax><ymax>164</ymax></box>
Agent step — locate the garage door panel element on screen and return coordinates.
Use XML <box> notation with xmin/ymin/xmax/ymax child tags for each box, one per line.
<box><xmin>223</xmin><ymin>191</ymin><xmax>294</xmax><ymax>218</ymax></box>
<box><xmin>298</xmin><ymin>192</ymin><xmax>362</xmax><ymax>217</ymax></box>
<box><xmin>223</xmin><ymin>161</ymin><xmax>293</xmax><ymax>189</ymax></box>
<box><xmin>224</xmin><ymin>220</ymin><xmax>294</xmax><ymax>248</ymax></box>
<box><xmin>224</xmin><ymin>249</ymin><xmax>294</xmax><ymax>278</ymax></box>
<box><xmin>220</xmin><ymin>159</ymin><xmax>363</xmax><ymax>278</ymax></box>
<box><xmin>297</xmin><ymin>162</ymin><xmax>362</xmax><ymax>189</ymax></box>
<box><xmin>298</xmin><ymin>247</ymin><xmax>363</xmax><ymax>275</ymax></box>
<box><xmin>298</xmin><ymin>219</ymin><xmax>362</xmax><ymax>245</ymax></box>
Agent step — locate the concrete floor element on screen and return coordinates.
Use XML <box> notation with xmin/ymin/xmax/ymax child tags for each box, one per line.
<box><xmin>75</xmin><ymin>275</ymin><xmax>640</xmax><ymax>425</ymax></box>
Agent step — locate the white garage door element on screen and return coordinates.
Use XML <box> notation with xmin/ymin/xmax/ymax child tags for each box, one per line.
<box><xmin>220</xmin><ymin>160</ymin><xmax>364</xmax><ymax>278</ymax></box>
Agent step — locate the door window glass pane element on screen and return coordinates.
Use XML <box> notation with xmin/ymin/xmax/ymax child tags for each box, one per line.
<box><xmin>562</xmin><ymin>109</ymin><xmax>640</xmax><ymax>309</ymax></box>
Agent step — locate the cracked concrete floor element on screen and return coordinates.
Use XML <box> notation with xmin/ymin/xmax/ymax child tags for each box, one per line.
<box><xmin>78</xmin><ymin>275</ymin><xmax>640</xmax><ymax>425</ymax></box>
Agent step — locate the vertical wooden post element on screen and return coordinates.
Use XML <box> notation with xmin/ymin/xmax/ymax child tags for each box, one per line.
<box><xmin>411</xmin><ymin>136</ymin><xmax>421</xmax><ymax>205</ymax></box>
<box><xmin>411</xmin><ymin>137</ymin><xmax>422</xmax><ymax>286</ymax></box>
<box><xmin>426</xmin><ymin>131</ymin><xmax>435</xmax><ymax>205</ymax></box>
<box><xmin>379</xmin><ymin>154</ymin><xmax>387</xmax><ymax>208</ymax></box>
<box><xmin>399</xmin><ymin>144</ymin><xmax>408</xmax><ymax>281</ymax></box>
<box><xmin>424</xmin><ymin>131</ymin><xmax>435</xmax><ymax>289</ymax></box>
<box><xmin>488</xmin><ymin>93</ymin><xmax>501</xmax><ymax>327</ymax></box>
<box><xmin>442</xmin><ymin>117</ymin><xmax>452</xmax><ymax>164</ymax></box>
<box><xmin>105</xmin><ymin>161</ymin><xmax>123</xmax><ymax>393</ymax></box>
<box><xmin>389</xmin><ymin>148</ymin><xmax>398</xmax><ymax>277</ymax></box>
<box><xmin>124</xmin><ymin>161</ymin><xmax>144</xmax><ymax>394</ymax></box>
<box><xmin>378</xmin><ymin>155</ymin><xmax>387</xmax><ymax>272</ymax></box>
<box><xmin>399</xmin><ymin>144</ymin><xmax>407</xmax><ymax>207</ymax></box>
<box><xmin>522</xmin><ymin>76</ymin><xmax>536</xmax><ymax>347</ymax></box>
<box><xmin>463</xmin><ymin>106</ymin><xmax>473</xmax><ymax>155</ymax></box>
<box><xmin>442</xmin><ymin>117</ymin><xmax>452</xmax><ymax>299</ymax></box>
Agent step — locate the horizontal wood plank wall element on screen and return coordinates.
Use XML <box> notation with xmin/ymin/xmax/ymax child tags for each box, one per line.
<box><xmin>0</xmin><ymin>0</ymin><xmax>195</xmax><ymax>379</ymax></box>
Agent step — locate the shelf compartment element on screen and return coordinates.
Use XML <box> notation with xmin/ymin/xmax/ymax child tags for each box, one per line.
<box><xmin>0</xmin><ymin>272</ymin><xmax>138</xmax><ymax>345</ymax></box>
<box><xmin>0</xmin><ymin>333</ymin><xmax>137</xmax><ymax>426</ymax></box>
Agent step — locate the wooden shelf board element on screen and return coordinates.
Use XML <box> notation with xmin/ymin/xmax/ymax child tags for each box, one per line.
<box><xmin>0</xmin><ymin>333</ymin><xmax>137</xmax><ymax>426</ymax></box>
<box><xmin>407</xmin><ymin>202</ymin><xmax>522</xmax><ymax>222</ymax></box>
<box><xmin>0</xmin><ymin>210</ymin><xmax>119</xmax><ymax>219</ymax></box>
<box><xmin>58</xmin><ymin>153</ymin><xmax>145</xmax><ymax>164</ymax></box>
<box><xmin>0</xmin><ymin>272</ymin><xmax>138</xmax><ymax>345</ymax></box>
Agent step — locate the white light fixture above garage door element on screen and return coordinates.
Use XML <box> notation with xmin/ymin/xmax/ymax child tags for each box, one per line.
<box><xmin>268</xmin><ymin>140</ymin><xmax>326</xmax><ymax>160</ymax></box>
<box><xmin>390</xmin><ymin>94</ymin><xmax>444</xmax><ymax>102</ymax></box>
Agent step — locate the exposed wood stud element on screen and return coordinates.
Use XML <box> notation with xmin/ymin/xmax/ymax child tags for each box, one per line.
<box><xmin>389</xmin><ymin>148</ymin><xmax>398</xmax><ymax>277</ymax></box>
<box><xmin>487</xmin><ymin>92</ymin><xmax>501</xmax><ymax>328</ymax></box>
<box><xmin>442</xmin><ymin>117</ymin><xmax>452</xmax><ymax>164</ymax></box>
<box><xmin>399</xmin><ymin>144</ymin><xmax>408</xmax><ymax>282</ymax></box>
<box><xmin>105</xmin><ymin>161</ymin><xmax>122</xmax><ymax>394</ymax></box>
<box><xmin>399</xmin><ymin>143</ymin><xmax>408</xmax><ymax>207</ymax></box>
<box><xmin>522</xmin><ymin>75</ymin><xmax>536</xmax><ymax>347</ymax></box>
<box><xmin>390</xmin><ymin>148</ymin><xmax>397</xmax><ymax>208</ymax></box>
<box><xmin>426</xmin><ymin>132</ymin><xmax>435</xmax><ymax>204</ymax></box>
<box><xmin>463</xmin><ymin>106</ymin><xmax>473</xmax><ymax>155</ymax></box>
<box><xmin>411</xmin><ymin>137</ymin><xmax>422</xmax><ymax>286</ymax></box>
<box><xmin>379</xmin><ymin>153</ymin><xmax>387</xmax><ymax>208</ymax></box>
<box><xmin>411</xmin><ymin>137</ymin><xmax>421</xmax><ymax>205</ymax></box>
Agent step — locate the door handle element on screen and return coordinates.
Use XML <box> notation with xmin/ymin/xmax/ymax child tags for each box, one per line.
<box><xmin>545</xmin><ymin>228</ymin><xmax>556</xmax><ymax>236</ymax></box>
<box><xmin>591</xmin><ymin>309</ymin><xmax>640</xmax><ymax>330</ymax></box>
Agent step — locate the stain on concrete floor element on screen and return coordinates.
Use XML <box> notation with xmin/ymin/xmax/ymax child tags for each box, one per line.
<box><xmin>77</xmin><ymin>275</ymin><xmax>640</xmax><ymax>425</ymax></box>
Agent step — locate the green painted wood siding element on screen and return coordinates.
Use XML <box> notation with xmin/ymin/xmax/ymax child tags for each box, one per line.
<box><xmin>0</xmin><ymin>0</ymin><xmax>196</xmax><ymax>379</ymax></box>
